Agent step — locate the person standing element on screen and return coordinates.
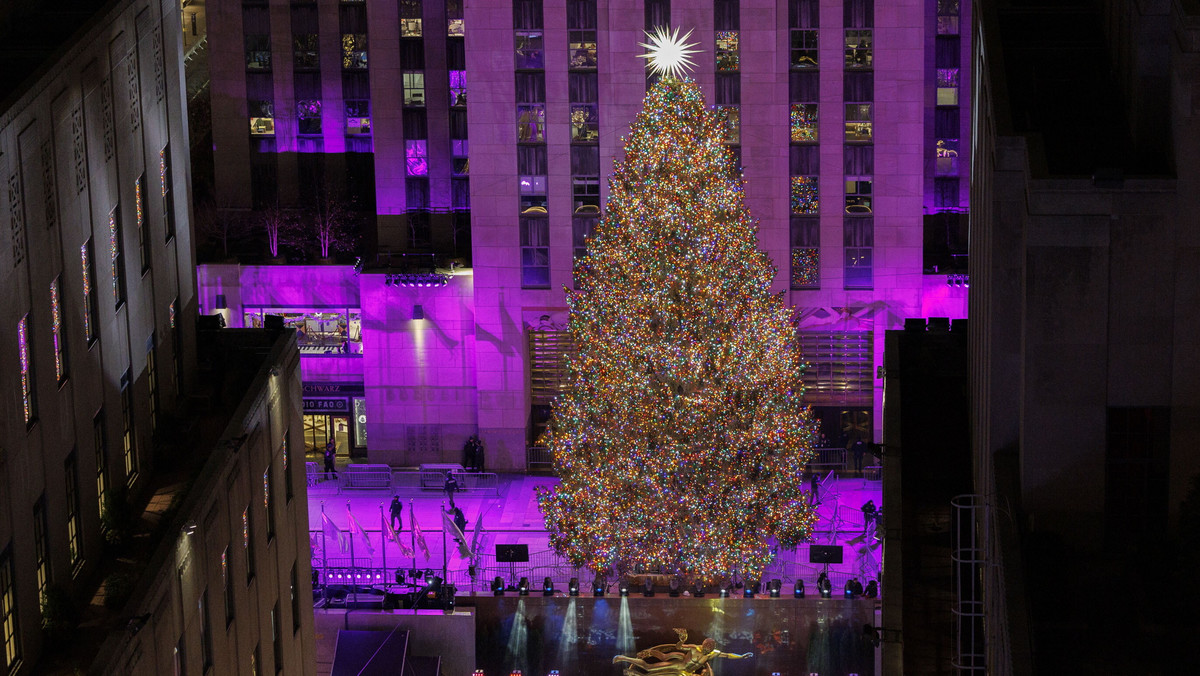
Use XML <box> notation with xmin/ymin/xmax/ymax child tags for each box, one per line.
<box><xmin>453</xmin><ymin>504</ymin><xmax>467</xmax><ymax>535</ymax></box>
<box><xmin>853</xmin><ymin>439</ymin><xmax>865</xmax><ymax>472</ymax></box>
<box><xmin>323</xmin><ymin>439</ymin><xmax>337</xmax><ymax>480</ymax></box>
<box><xmin>389</xmin><ymin>495</ymin><xmax>403</xmax><ymax>530</ymax></box>
<box><xmin>444</xmin><ymin>472</ymin><xmax>459</xmax><ymax>503</ymax></box>
<box><xmin>473</xmin><ymin>436</ymin><xmax>485</xmax><ymax>472</ymax></box>
<box><xmin>462</xmin><ymin>436</ymin><xmax>476</xmax><ymax>471</ymax></box>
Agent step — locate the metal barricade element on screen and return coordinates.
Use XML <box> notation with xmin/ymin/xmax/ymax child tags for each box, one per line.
<box><xmin>341</xmin><ymin>464</ymin><xmax>393</xmax><ymax>490</ymax></box>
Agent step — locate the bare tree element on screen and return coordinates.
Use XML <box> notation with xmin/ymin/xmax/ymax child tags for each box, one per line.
<box><xmin>259</xmin><ymin>203</ymin><xmax>299</xmax><ymax>259</ymax></box>
<box><xmin>194</xmin><ymin>198</ymin><xmax>252</xmax><ymax>260</ymax></box>
<box><xmin>302</xmin><ymin>188</ymin><xmax>360</xmax><ymax>259</ymax></box>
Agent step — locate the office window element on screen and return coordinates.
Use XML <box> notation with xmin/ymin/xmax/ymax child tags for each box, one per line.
<box><xmin>790</xmin><ymin>30</ymin><xmax>817</xmax><ymax>68</ymax></box>
<box><xmin>272</xmin><ymin>602</ymin><xmax>282</xmax><ymax>672</ymax></box>
<box><xmin>65</xmin><ymin>452</ymin><xmax>83</xmax><ymax>569</ymax></box>
<box><xmin>109</xmin><ymin>206</ymin><xmax>125</xmax><ymax>307</ymax></box>
<box><xmin>790</xmin><ymin>176</ymin><xmax>818</xmax><ymax>214</ymax></box>
<box><xmin>244</xmin><ymin>5</ymin><xmax>271</xmax><ymax>70</ymax></box>
<box><xmin>249</xmin><ymin>100</ymin><xmax>275</xmax><ymax>136</ymax></box>
<box><xmin>290</xmin><ymin>563</ymin><xmax>300</xmax><ymax>632</ymax></box>
<box><xmin>94</xmin><ymin>410</ymin><xmax>108</xmax><ymax>516</ymax></box>
<box><xmin>406</xmin><ymin>178</ymin><xmax>430</xmax><ymax>211</ymax></box>
<box><xmin>293</xmin><ymin>35</ymin><xmax>319</xmax><ymax>70</ymax></box>
<box><xmin>845</xmin><ymin>177</ymin><xmax>872</xmax><ymax>214</ymax></box>
<box><xmin>791</xmin><ymin>144</ymin><xmax>819</xmax><ymax>176</ymax></box>
<box><xmin>518</xmin><ymin>146</ymin><xmax>548</xmax><ymax>213</ymax></box>
<box><xmin>405</xmin><ymin>140</ymin><xmax>428</xmax><ymax>176</ymax></box>
<box><xmin>791</xmin><ymin>217</ymin><xmax>819</xmax><ymax>289</ymax></box>
<box><xmin>569</xmin><ymin>31</ymin><xmax>597</xmax><ymax>68</ymax></box>
<box><xmin>200</xmin><ymin>591</ymin><xmax>213</xmax><ymax>670</ymax></box>
<box><xmin>937</xmin><ymin>68</ymin><xmax>960</xmax><ymax>105</ymax></box>
<box><xmin>121</xmin><ymin>370</ymin><xmax>137</xmax><ymax>481</ymax></box>
<box><xmin>516</xmin><ymin>72</ymin><xmax>545</xmax><ymax>105</ymax></box>
<box><xmin>18</xmin><ymin>315</ymin><xmax>35</xmax><ymax>425</ymax></box>
<box><xmin>845</xmin><ymin>0</ymin><xmax>874</xmax><ymax>28</ymax></box>
<box><xmin>935</xmin><ymin>177</ymin><xmax>959</xmax><ymax>209</ymax></box>
<box><xmin>81</xmin><ymin>240</ymin><xmax>98</xmax><ymax>344</ymax></box>
<box><xmin>844</xmin><ymin>218</ymin><xmax>873</xmax><ymax>289</ymax></box>
<box><xmin>716</xmin><ymin>105</ymin><xmax>740</xmax><ymax>144</ymax></box>
<box><xmin>452</xmin><ymin>178</ymin><xmax>470</xmax><ymax>210</ymax></box>
<box><xmin>265</xmin><ymin>467</ymin><xmax>275</xmax><ymax>541</ymax></box>
<box><xmin>297</xmin><ymin>99</ymin><xmax>322</xmax><ymax>135</ymax></box>
<box><xmin>845</xmin><ymin>72</ymin><xmax>873</xmax><ymax>142</ymax></box>
<box><xmin>244</xmin><ymin>506</ymin><xmax>255</xmax><ymax>583</ymax></box>
<box><xmin>223</xmin><ymin>547</ymin><xmax>234</xmax><ymax>625</ymax></box>
<box><xmin>520</xmin><ymin>216</ymin><xmax>550</xmax><ymax>288</ymax></box>
<box><xmin>936</xmin><ymin>138</ymin><xmax>959</xmax><ymax>175</ymax></box>
<box><xmin>447</xmin><ymin>0</ymin><xmax>464</xmax><ymax>35</ymax></box>
<box><xmin>845</xmin><ymin>30</ymin><xmax>872</xmax><ymax>68</ymax></box>
<box><xmin>402</xmin><ymin>72</ymin><xmax>425</xmax><ymax>106</ymax></box>
<box><xmin>715</xmin><ymin>0</ymin><xmax>738</xmax><ymax>30</ymax></box>
<box><xmin>937</xmin><ymin>0</ymin><xmax>960</xmax><ymax>34</ymax></box>
<box><xmin>50</xmin><ymin>277</ymin><xmax>67</xmax><ymax>384</ymax></box>
<box><xmin>572</xmin><ymin>215</ymin><xmax>597</xmax><ymax>264</ymax></box>
<box><xmin>790</xmin><ymin>71</ymin><xmax>818</xmax><ymax>143</ymax></box>
<box><xmin>516</xmin><ymin>30</ymin><xmax>545</xmax><ymax>69</ymax></box>
<box><xmin>160</xmin><ymin>145</ymin><xmax>175</xmax><ymax>241</ymax></box>
<box><xmin>147</xmin><ymin>337</ymin><xmax>158</xmax><ymax>434</ymax></box>
<box><xmin>283</xmin><ymin>439</ymin><xmax>294</xmax><ymax>502</ymax></box>
<box><xmin>569</xmin><ymin>73</ymin><xmax>598</xmax><ymax>143</ymax></box>
<box><xmin>400</xmin><ymin>0</ymin><xmax>422</xmax><ymax>36</ymax></box>
<box><xmin>645</xmin><ymin>0</ymin><xmax>669</xmax><ymax>28</ymax></box>
<box><xmin>716</xmin><ymin>31</ymin><xmax>739</xmax><ymax>71</ymax></box>
<box><xmin>450</xmin><ymin>70</ymin><xmax>466</xmax><ymax>106</ymax></box>
<box><xmin>33</xmin><ymin>497</ymin><xmax>49</xmax><ymax>598</ymax></box>
<box><xmin>0</xmin><ymin>546</ymin><xmax>19</xmax><ymax>672</ymax></box>
<box><xmin>345</xmin><ymin>99</ymin><xmax>370</xmax><ymax>135</ymax></box>
<box><xmin>136</xmin><ymin>175</ymin><xmax>149</xmax><ymax>274</ymax></box>
<box><xmin>452</xmin><ymin>139</ymin><xmax>468</xmax><ymax>175</ymax></box>
<box><xmin>341</xmin><ymin>35</ymin><xmax>367</xmax><ymax>70</ymax></box>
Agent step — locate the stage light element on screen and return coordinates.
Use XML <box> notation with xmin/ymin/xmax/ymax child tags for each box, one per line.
<box><xmin>491</xmin><ymin>576</ymin><xmax>505</xmax><ymax>596</ymax></box>
<box><xmin>692</xmin><ymin>582</ymin><xmax>705</xmax><ymax>598</ymax></box>
<box><xmin>569</xmin><ymin>577</ymin><xmax>580</xmax><ymax>596</ymax></box>
<box><xmin>518</xmin><ymin>577</ymin><xmax>529</xmax><ymax>596</ymax></box>
<box><xmin>719</xmin><ymin>583</ymin><xmax>729</xmax><ymax>598</ymax></box>
<box><xmin>593</xmin><ymin>575</ymin><xmax>605</xmax><ymax>597</ymax></box>
<box><xmin>643</xmin><ymin>578</ymin><xmax>655</xmax><ymax>597</ymax></box>
<box><xmin>793</xmin><ymin>580</ymin><xmax>805</xmax><ymax>598</ymax></box>
<box><xmin>543</xmin><ymin>577</ymin><xmax>554</xmax><ymax>596</ymax></box>
<box><xmin>769</xmin><ymin>579</ymin><xmax>782</xmax><ymax>598</ymax></box>
<box><xmin>619</xmin><ymin>579</ymin><xmax>629</xmax><ymax>596</ymax></box>
<box><xmin>844</xmin><ymin>580</ymin><xmax>857</xmax><ymax>599</ymax></box>
<box><xmin>817</xmin><ymin>573</ymin><xmax>832</xmax><ymax>598</ymax></box>
<box><xmin>668</xmin><ymin>579</ymin><xmax>681</xmax><ymax>597</ymax></box>
<box><xmin>743</xmin><ymin>580</ymin><xmax>758</xmax><ymax>598</ymax></box>
<box><xmin>865</xmin><ymin>579</ymin><xmax>878</xmax><ymax>598</ymax></box>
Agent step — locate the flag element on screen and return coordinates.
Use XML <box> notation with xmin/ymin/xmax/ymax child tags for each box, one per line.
<box><xmin>382</xmin><ymin>512</ymin><xmax>413</xmax><ymax>556</ymax></box>
<box><xmin>411</xmin><ymin>505</ymin><xmax>430</xmax><ymax>560</ymax></box>
<box><xmin>469</xmin><ymin>507</ymin><xmax>485</xmax><ymax>561</ymax></box>
<box><xmin>441</xmin><ymin>509</ymin><xmax>471</xmax><ymax>559</ymax></box>
<box><xmin>347</xmin><ymin>505</ymin><xmax>375</xmax><ymax>555</ymax></box>
<box><xmin>322</xmin><ymin>512</ymin><xmax>349</xmax><ymax>554</ymax></box>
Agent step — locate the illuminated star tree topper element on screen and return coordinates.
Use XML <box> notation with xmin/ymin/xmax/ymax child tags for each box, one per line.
<box><xmin>638</xmin><ymin>25</ymin><xmax>701</xmax><ymax>80</ymax></box>
<box><xmin>537</xmin><ymin>77</ymin><xmax>819</xmax><ymax>585</ymax></box>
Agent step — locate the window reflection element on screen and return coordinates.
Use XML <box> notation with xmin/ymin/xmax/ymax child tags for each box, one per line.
<box><xmin>244</xmin><ymin>309</ymin><xmax>363</xmax><ymax>355</ymax></box>
<box><xmin>517</xmin><ymin>105</ymin><xmax>545</xmax><ymax>142</ymax></box>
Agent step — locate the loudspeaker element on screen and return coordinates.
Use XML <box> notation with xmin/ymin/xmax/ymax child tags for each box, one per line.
<box><xmin>495</xmin><ymin>544</ymin><xmax>529</xmax><ymax>563</ymax></box>
<box><xmin>809</xmin><ymin>545</ymin><xmax>844</xmax><ymax>564</ymax></box>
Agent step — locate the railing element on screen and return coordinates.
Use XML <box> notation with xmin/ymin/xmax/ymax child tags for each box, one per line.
<box><xmin>863</xmin><ymin>464</ymin><xmax>882</xmax><ymax>481</ymax></box>
<box><xmin>810</xmin><ymin>447</ymin><xmax>847</xmax><ymax>473</ymax></box>
<box><xmin>342</xmin><ymin>464</ymin><xmax>392</xmax><ymax>489</ymax></box>
<box><xmin>306</xmin><ymin>465</ymin><xmax>500</xmax><ymax>496</ymax></box>
<box><xmin>527</xmin><ymin>445</ymin><xmax>553</xmax><ymax>470</ymax></box>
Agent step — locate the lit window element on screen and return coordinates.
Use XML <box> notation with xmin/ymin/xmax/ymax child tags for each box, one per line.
<box><xmin>844</xmin><ymin>218</ymin><xmax>874</xmax><ymax>289</ymax></box>
<box><xmin>845</xmin><ymin>179</ymin><xmax>872</xmax><ymax>214</ymax></box>
<box><xmin>935</xmin><ymin>138</ymin><xmax>960</xmax><ymax>175</ymax></box>
<box><xmin>517</xmin><ymin>104</ymin><xmax>545</xmax><ymax>142</ymax></box>
<box><xmin>400</xmin><ymin>0</ymin><xmax>422</xmax><ymax>36</ymax></box>
<box><xmin>845</xmin><ymin>104</ymin><xmax>872</xmax><ymax>142</ymax></box>
<box><xmin>18</xmin><ymin>315</ymin><xmax>34</xmax><ymax>424</ymax></box>
<box><xmin>50</xmin><ymin>277</ymin><xmax>66</xmax><ymax>383</ymax></box>
<box><xmin>716</xmin><ymin>105</ymin><xmax>739</xmax><ymax>144</ymax></box>
<box><xmin>572</xmin><ymin>176</ymin><xmax>600</xmax><ymax>214</ymax></box>
<box><xmin>447</xmin><ymin>0</ymin><xmax>464</xmax><ymax>36</ymax></box>
<box><xmin>406</xmin><ymin>140</ymin><xmax>428</xmax><ymax>176</ymax></box>
<box><xmin>136</xmin><ymin>175</ymin><xmax>149</xmax><ymax>274</ymax></box>
<box><xmin>121</xmin><ymin>370</ymin><xmax>136</xmax><ymax>481</ymax></box>
<box><xmin>160</xmin><ymin>145</ymin><xmax>175</xmax><ymax>241</ymax></box>
<box><xmin>791</xmin><ymin>176</ymin><xmax>818</xmax><ymax>214</ymax></box>
<box><xmin>64</xmin><ymin>454</ymin><xmax>82</xmax><ymax>568</ymax></box>
<box><xmin>520</xmin><ymin>216</ymin><xmax>550</xmax><ymax>288</ymax></box>
<box><xmin>293</xmin><ymin>34</ymin><xmax>319</xmax><ymax>70</ymax></box>
<box><xmin>109</xmin><ymin>207</ymin><xmax>125</xmax><ymax>307</ymax></box>
<box><xmin>0</xmin><ymin>547</ymin><xmax>20</xmax><ymax>671</ymax></box>
<box><xmin>790</xmin><ymin>30</ymin><xmax>817</xmax><ymax>68</ymax></box>
<box><xmin>250</xmin><ymin>100</ymin><xmax>275</xmax><ymax>136</ymax></box>
<box><xmin>81</xmin><ymin>240</ymin><xmax>97</xmax><ymax>344</ymax></box>
<box><xmin>845</xmin><ymin>30</ymin><xmax>872</xmax><ymax>68</ymax></box>
<box><xmin>342</xmin><ymin>34</ymin><xmax>367</xmax><ymax>69</ymax></box>
<box><xmin>516</xmin><ymin>30</ymin><xmax>544</xmax><ymax>69</ymax></box>
<box><xmin>450</xmin><ymin>70</ymin><xmax>467</xmax><ymax>107</ymax></box>
<box><xmin>716</xmin><ymin>31</ymin><xmax>738</xmax><ymax>71</ymax></box>
<box><xmin>570</xmin><ymin>105</ymin><xmax>598</xmax><ymax>143</ymax></box>
<box><xmin>402</xmin><ymin>72</ymin><xmax>425</xmax><ymax>106</ymax></box>
<box><xmin>790</xmin><ymin>217</ymin><xmax>819</xmax><ymax>289</ymax></box>
<box><xmin>452</xmin><ymin>139</ymin><xmax>469</xmax><ymax>175</ymax></box>
<box><xmin>568</xmin><ymin>30</ymin><xmax>597</xmax><ymax>69</ymax></box>
<box><xmin>937</xmin><ymin>68</ymin><xmax>959</xmax><ymax>105</ymax></box>
<box><xmin>937</xmin><ymin>0</ymin><xmax>960</xmax><ymax>34</ymax></box>
<box><xmin>297</xmin><ymin>99</ymin><xmax>322</xmax><ymax>135</ymax></box>
<box><xmin>245</xmin><ymin>35</ymin><xmax>271</xmax><ymax>71</ymax></box>
<box><xmin>345</xmin><ymin>100</ymin><xmax>371</xmax><ymax>135</ymax></box>
<box><xmin>790</xmin><ymin>104</ymin><xmax>817</xmax><ymax>142</ymax></box>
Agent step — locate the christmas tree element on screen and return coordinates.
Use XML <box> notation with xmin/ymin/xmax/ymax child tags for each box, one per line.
<box><xmin>537</xmin><ymin>69</ymin><xmax>819</xmax><ymax>584</ymax></box>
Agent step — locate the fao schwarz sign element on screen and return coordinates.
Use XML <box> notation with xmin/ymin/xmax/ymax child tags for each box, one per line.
<box><xmin>303</xmin><ymin>398</ymin><xmax>348</xmax><ymax>413</ymax></box>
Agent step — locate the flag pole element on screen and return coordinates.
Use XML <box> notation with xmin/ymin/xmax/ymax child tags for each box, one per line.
<box><xmin>320</xmin><ymin>501</ymin><xmax>327</xmax><ymax>582</ymax></box>
<box><xmin>409</xmin><ymin>499</ymin><xmax>417</xmax><ymax>574</ymax></box>
<box><xmin>441</xmin><ymin>500</ymin><xmax>448</xmax><ymax>582</ymax></box>
<box><xmin>347</xmin><ymin>501</ymin><xmax>355</xmax><ymax>604</ymax></box>
<box><xmin>379</xmin><ymin>503</ymin><xmax>387</xmax><ymax>589</ymax></box>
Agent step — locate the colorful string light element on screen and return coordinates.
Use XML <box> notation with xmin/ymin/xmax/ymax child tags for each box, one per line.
<box><xmin>51</xmin><ymin>278</ymin><xmax>64</xmax><ymax>382</ymax></box>
<box><xmin>18</xmin><ymin>315</ymin><xmax>32</xmax><ymax>423</ymax></box>
<box><xmin>790</xmin><ymin>176</ymin><xmax>818</xmax><ymax>214</ymax></box>
<box><xmin>537</xmin><ymin>78</ymin><xmax>819</xmax><ymax>584</ymax></box>
<box><xmin>791</xmin><ymin>248</ymin><xmax>819</xmax><ymax>288</ymax></box>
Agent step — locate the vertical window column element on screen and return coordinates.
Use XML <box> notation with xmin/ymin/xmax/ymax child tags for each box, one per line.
<box><xmin>121</xmin><ymin>369</ymin><xmax>137</xmax><ymax>482</ymax></box>
<box><xmin>790</xmin><ymin>0</ymin><xmax>818</xmax><ymax>68</ymax></box>
<box><xmin>515</xmin><ymin>0</ymin><xmax>547</xmax><ymax>288</ymax></box>
<box><xmin>844</xmin><ymin>145</ymin><xmax>873</xmax><ymax>288</ymax></box>
<box><xmin>645</xmin><ymin>0</ymin><xmax>671</xmax><ymax>88</ymax></box>
<box><xmin>715</xmin><ymin>0</ymin><xmax>739</xmax><ymax>147</ymax></box>
<box><xmin>0</xmin><ymin>545</ymin><xmax>20</xmax><ymax>672</ymax></box>
<box><xmin>109</xmin><ymin>206</ymin><xmax>125</xmax><ymax>308</ymax></box>
<box><xmin>292</xmin><ymin>4</ymin><xmax>322</xmax><ymax>142</ymax></box>
<box><xmin>50</xmin><ymin>277</ymin><xmax>67</xmax><ymax>384</ymax></box>
<box><xmin>341</xmin><ymin>2</ymin><xmax>371</xmax><ymax>148</ymax></box>
<box><xmin>790</xmin><ymin>144</ymin><xmax>820</xmax><ymax>288</ymax></box>
<box><xmin>81</xmin><ymin>240</ymin><xmax>98</xmax><ymax>345</ymax></box>
<box><xmin>160</xmin><ymin>145</ymin><xmax>175</xmax><ymax>242</ymax></box>
<box><xmin>93</xmin><ymin>410</ymin><xmax>108</xmax><ymax>517</ymax></box>
<box><xmin>18</xmin><ymin>314</ymin><xmax>35</xmax><ymax>425</ymax></box>
<box><xmin>65</xmin><ymin>452</ymin><xmax>83</xmax><ymax>571</ymax></box>
<box><xmin>33</xmin><ymin>497</ymin><xmax>49</xmax><ymax>599</ymax></box>
<box><xmin>246</xmin><ymin>4</ymin><xmax>275</xmax><ymax>141</ymax></box>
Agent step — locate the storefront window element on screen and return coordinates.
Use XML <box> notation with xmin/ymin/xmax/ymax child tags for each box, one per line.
<box><xmin>353</xmin><ymin>398</ymin><xmax>367</xmax><ymax>447</ymax></box>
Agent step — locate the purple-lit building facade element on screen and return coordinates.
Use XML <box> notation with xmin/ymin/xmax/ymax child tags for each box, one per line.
<box><xmin>198</xmin><ymin>0</ymin><xmax>970</xmax><ymax>470</ymax></box>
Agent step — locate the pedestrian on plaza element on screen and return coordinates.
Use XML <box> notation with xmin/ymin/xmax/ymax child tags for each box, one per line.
<box><xmin>444</xmin><ymin>472</ymin><xmax>459</xmax><ymax>502</ymax></box>
<box><xmin>853</xmin><ymin>439</ymin><xmax>865</xmax><ymax>472</ymax></box>
<box><xmin>453</xmin><ymin>505</ymin><xmax>467</xmax><ymax>534</ymax></box>
<box><xmin>809</xmin><ymin>470</ymin><xmax>819</xmax><ymax>505</ymax></box>
<box><xmin>389</xmin><ymin>495</ymin><xmax>403</xmax><ymax>530</ymax></box>
<box><xmin>473</xmin><ymin>436</ymin><xmax>485</xmax><ymax>472</ymax></box>
<box><xmin>323</xmin><ymin>439</ymin><xmax>337</xmax><ymax>480</ymax></box>
<box><xmin>861</xmin><ymin>500</ymin><xmax>877</xmax><ymax>534</ymax></box>
<box><xmin>462</xmin><ymin>436</ymin><xmax>476</xmax><ymax>471</ymax></box>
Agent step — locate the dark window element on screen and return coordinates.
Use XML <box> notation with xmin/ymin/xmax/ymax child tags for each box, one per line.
<box><xmin>566</xmin><ymin>0</ymin><xmax>597</xmax><ymax>29</ymax></box>
<box><xmin>715</xmin><ymin>0</ymin><xmax>739</xmax><ymax>31</ymax></box>
<box><xmin>0</xmin><ymin>546</ymin><xmax>21</xmax><ymax>672</ymax></box>
<box><xmin>121</xmin><ymin>369</ymin><xmax>137</xmax><ymax>482</ymax></box>
<box><xmin>844</xmin><ymin>217</ymin><xmax>873</xmax><ymax>289</ymax></box>
<box><xmin>844</xmin><ymin>0</ymin><xmax>874</xmax><ymax>28</ymax></box>
<box><xmin>1106</xmin><ymin>408</ymin><xmax>1170</xmax><ymax>544</ymax></box>
<box><xmin>789</xmin><ymin>0</ymin><xmax>818</xmax><ymax>28</ymax></box>
<box><xmin>520</xmin><ymin>216</ymin><xmax>550</xmax><ymax>288</ymax></box>
<box><xmin>64</xmin><ymin>452</ymin><xmax>83</xmax><ymax>569</ymax></box>
<box><xmin>513</xmin><ymin>0</ymin><xmax>544</xmax><ymax>30</ymax></box>
<box><xmin>790</xmin><ymin>145</ymin><xmax>819</xmax><ymax>175</ymax></box>
<box><xmin>645</xmin><ymin>0</ymin><xmax>670</xmax><ymax>28</ymax></box>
